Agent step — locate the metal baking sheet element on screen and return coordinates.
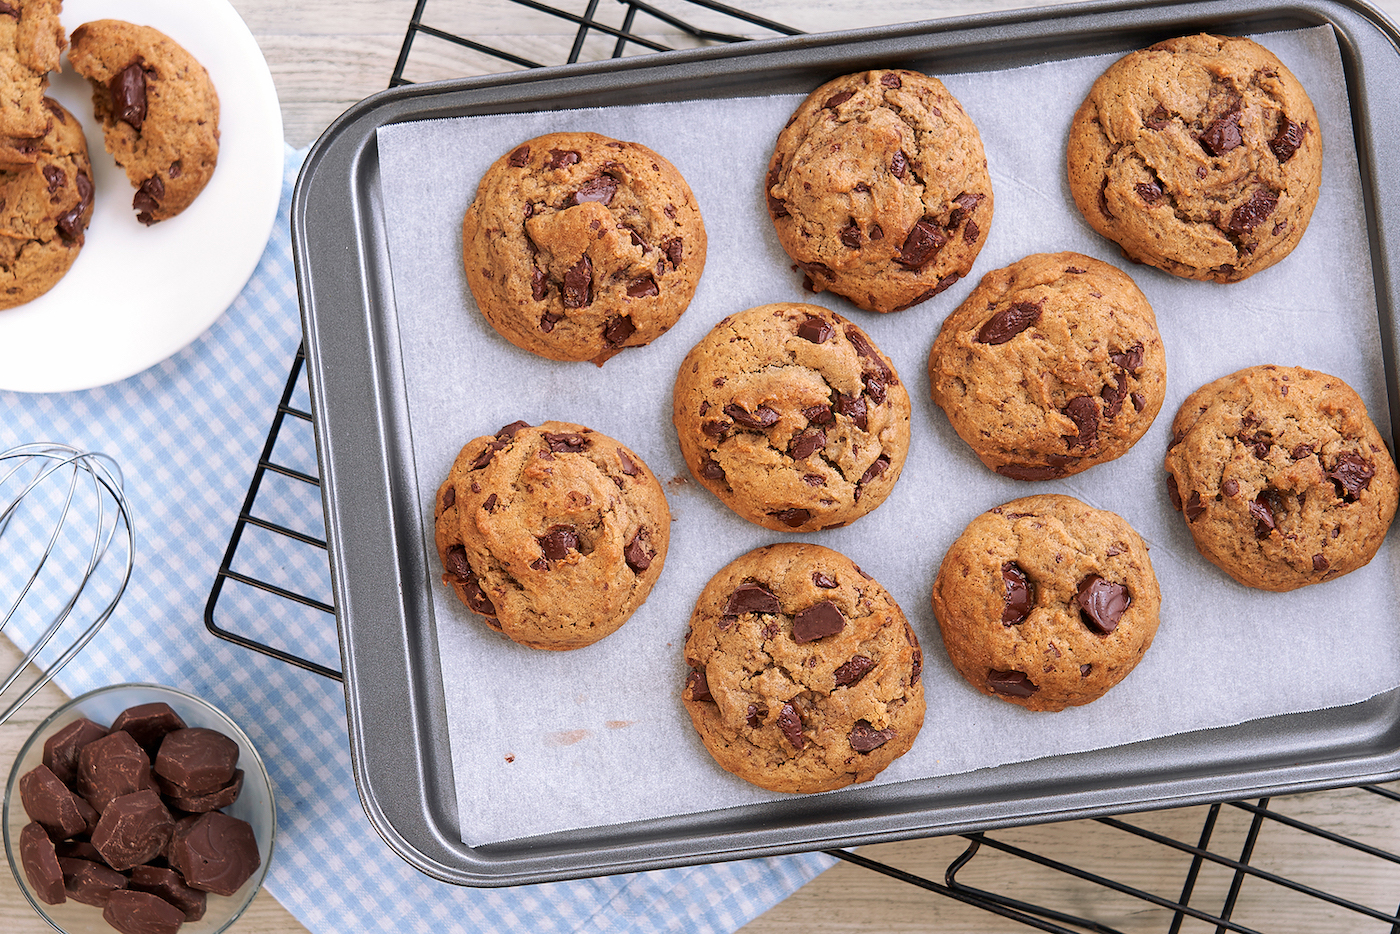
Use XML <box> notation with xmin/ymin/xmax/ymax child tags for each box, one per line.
<box><xmin>291</xmin><ymin>0</ymin><xmax>1400</xmax><ymax>886</ymax></box>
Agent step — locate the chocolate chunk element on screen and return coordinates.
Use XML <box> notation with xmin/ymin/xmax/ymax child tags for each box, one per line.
<box><xmin>1313</xmin><ymin>553</ymin><xmax>1329</xmax><ymax>572</ymax></box>
<box><xmin>746</xmin><ymin>704</ymin><xmax>765</xmax><ymax>728</ymax></box>
<box><xmin>562</xmin><ymin>255</ymin><xmax>593</xmax><ymax>308</ymax></box>
<box><xmin>1199</xmin><ymin>108</ymin><xmax>1243</xmax><ymax>155</ymax></box>
<box><xmin>1270</xmin><ymin>117</ymin><xmax>1304</xmax><ymax>163</ymax></box>
<box><xmin>699</xmin><ymin>456</ymin><xmax>725</xmax><ymax>481</ymax></box>
<box><xmin>543</xmin><ymin>431</ymin><xmax>588</xmax><ymax>453</ymax></box>
<box><xmin>626</xmin><ymin>275</ymin><xmax>658</xmax><ymax>298</ymax></box>
<box><xmin>617</xmin><ymin>449</ymin><xmax>639</xmax><ymax>476</ymax></box>
<box><xmin>996</xmin><ymin>462</ymin><xmax>1070</xmax><ymax>481</ymax></box>
<box><xmin>571</xmin><ymin>174</ymin><xmax>617</xmax><ymax>206</ymax></box>
<box><xmin>164</xmin><ymin>769</ymin><xmax>244</xmax><ymax>813</ymax></box>
<box><xmin>1111</xmin><ymin>342</ymin><xmax>1144</xmax><ymax>373</ymax></box>
<box><xmin>60</xmin><ymin>857</ymin><xmax>128</xmax><ymax>907</ymax></box>
<box><xmin>863</xmin><ymin>374</ymin><xmax>887</xmax><ymax>405</ymax></box>
<box><xmin>110</xmin><ymin>62</ymin><xmax>147</xmax><ymax>130</ymax></box>
<box><xmin>789</xmin><ymin>429</ymin><xmax>825</xmax><ymax>460</ymax></box>
<box><xmin>792</xmin><ymin>600</ymin><xmax>845</xmax><ymax>642</ymax></box>
<box><xmin>603</xmin><ymin>315</ymin><xmax>636</xmax><ymax>346</ymax></box>
<box><xmin>1135</xmin><ymin>181</ymin><xmax>1162</xmax><ymax>204</ymax></box>
<box><xmin>1167</xmin><ymin>473</ymin><xmax>1184</xmax><ymax>511</ymax></box>
<box><xmin>896</xmin><ymin>219</ymin><xmax>947</xmax><ymax>269</ymax></box>
<box><xmin>947</xmin><ymin>192</ymin><xmax>984</xmax><ymax>228</ymax></box>
<box><xmin>530</xmin><ymin>265</ymin><xmax>549</xmax><ymax>302</ymax></box>
<box><xmin>987</xmin><ymin>669</ymin><xmax>1038</xmax><ymax>698</ymax></box>
<box><xmin>21</xmin><ymin>821</ymin><xmax>65</xmax><ymax>905</ymax></box>
<box><xmin>664</xmin><ymin>237</ymin><xmax>684</xmax><ymax>268</ymax></box>
<box><xmin>20</xmin><ymin>764</ymin><xmax>94</xmax><ymax>839</ymax></box>
<box><xmin>154</xmin><ymin>728</ymin><xmax>239</xmax><ymax>796</ymax></box>
<box><xmin>130</xmin><ymin>865</ymin><xmax>206</xmax><ymax>921</ymax></box>
<box><xmin>977</xmin><ymin>300</ymin><xmax>1042</xmax><ymax>344</ymax></box>
<box><xmin>725</xmin><ymin>582</ymin><xmax>780</xmax><ymax>616</ymax></box>
<box><xmin>1227</xmin><ymin>189</ymin><xmax>1278</xmax><ymax>235</ymax></box>
<box><xmin>545</xmin><ymin>148</ymin><xmax>580</xmax><ymax>169</ymax></box>
<box><xmin>839</xmin><ymin>222</ymin><xmax>861</xmax><ymax>248</ymax></box>
<box><xmin>1076</xmin><ymin>575</ymin><xmax>1130</xmax><ymax>634</ymax></box>
<box><xmin>833</xmin><ymin>655</ymin><xmax>873</xmax><ymax>687</ymax></box>
<box><xmin>777</xmin><ymin>703</ymin><xmax>805</xmax><ymax>748</ymax></box>
<box><xmin>462</xmin><ymin>575</ymin><xmax>497</xmax><ymax>617</ymax></box>
<box><xmin>443</xmin><ymin>545</ymin><xmax>472</xmax><ymax>583</ymax></box>
<box><xmin>685</xmin><ymin>669</ymin><xmax>712</xmax><ymax>702</ymax></box>
<box><xmin>42</xmin><ymin>164</ymin><xmax>64</xmax><ymax>194</ymax></box>
<box><xmin>1185</xmin><ymin>490</ymin><xmax>1206</xmax><ymax>521</ymax></box>
<box><xmin>508</xmin><ymin>145</ymin><xmax>531</xmax><ymax>167</ymax></box>
<box><xmin>103</xmin><ymin>889</ymin><xmax>186</xmax><ymax>934</ymax></box>
<box><xmin>77</xmin><ymin>731</ymin><xmax>156</xmax><ymax>812</ymax></box>
<box><xmin>835</xmin><ymin>393</ymin><xmax>867</xmax><ymax>431</ymax></box>
<box><xmin>1222</xmin><ymin>478</ymin><xmax>1240</xmax><ymax>497</ymax></box>
<box><xmin>803</xmin><ymin>404</ymin><xmax>833</xmax><ymax>425</ymax></box>
<box><xmin>92</xmin><ymin>790</ymin><xmax>175</xmax><ymax>871</ymax></box>
<box><xmin>1001</xmin><ymin>562</ymin><xmax>1033</xmax><ymax>625</ymax></box>
<box><xmin>813</xmin><ymin>571</ymin><xmax>838</xmax><ymax>588</ymax></box>
<box><xmin>1327</xmin><ymin>452</ymin><xmax>1375</xmax><ymax>501</ymax></box>
<box><xmin>1251</xmin><ymin>489</ymin><xmax>1280</xmax><ymax>537</ymax></box>
<box><xmin>537</xmin><ymin>526</ymin><xmax>579</xmax><ymax>563</ymax></box>
<box><xmin>1144</xmin><ymin>103</ymin><xmax>1170</xmax><ymax>129</ymax></box>
<box><xmin>133</xmin><ymin>175</ymin><xmax>165</xmax><ymax>225</ymax></box>
<box><xmin>1291</xmin><ymin>443</ymin><xmax>1314</xmax><ymax>460</ymax></box>
<box><xmin>797</xmin><ymin>314</ymin><xmax>833</xmax><ymax>343</ymax></box>
<box><xmin>766</xmin><ymin>162</ymin><xmax>788</xmax><ymax>218</ymax></box>
<box><xmin>111</xmin><ymin>703</ymin><xmax>187</xmax><ymax>757</ymax></box>
<box><xmin>1063</xmin><ymin>396</ymin><xmax>1099</xmax><ymax>450</ymax></box>
<box><xmin>890</xmin><ymin>150</ymin><xmax>907</xmax><ymax>178</ymax></box>
<box><xmin>855</xmin><ymin>456</ymin><xmax>890</xmax><ymax>501</ymax></box>
<box><xmin>848</xmin><ymin>720</ymin><xmax>895</xmax><ymax>753</ymax></box>
<box><xmin>168</xmin><ymin>811</ymin><xmax>261</xmax><ymax>896</ymax></box>
<box><xmin>844</xmin><ymin>325</ymin><xmax>894</xmax><ymax>383</ymax></box>
<box><xmin>824</xmin><ymin>89</ymin><xmax>854</xmax><ymax>109</ymax></box>
<box><xmin>57</xmin><ymin>172</ymin><xmax>94</xmax><ymax>244</ymax></box>
<box><xmin>880</xmin><ymin>73</ymin><xmax>902</xmax><ymax>88</ymax></box>
<box><xmin>441</xmin><ymin>486</ymin><xmax>456</xmax><ymax>511</ymax></box>
<box><xmin>624</xmin><ymin>527</ymin><xmax>653</xmax><ymax>572</ymax></box>
<box><xmin>1101</xmin><ymin>372</ymin><xmax>1129</xmax><ymax>419</ymax></box>
<box><xmin>771</xmin><ymin>508</ymin><xmax>811</xmax><ymax>528</ymax></box>
<box><xmin>0</xmin><ymin>3</ymin><xmax>17</xmax><ymax>17</ymax></box>
<box><xmin>723</xmin><ymin>403</ymin><xmax>779</xmax><ymax>430</ymax></box>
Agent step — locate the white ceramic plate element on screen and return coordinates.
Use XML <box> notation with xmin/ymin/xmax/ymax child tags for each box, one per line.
<box><xmin>0</xmin><ymin>0</ymin><xmax>284</xmax><ymax>393</ymax></box>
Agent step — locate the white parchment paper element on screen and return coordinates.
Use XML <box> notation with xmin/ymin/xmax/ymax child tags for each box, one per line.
<box><xmin>374</xmin><ymin>26</ymin><xmax>1400</xmax><ymax>847</ymax></box>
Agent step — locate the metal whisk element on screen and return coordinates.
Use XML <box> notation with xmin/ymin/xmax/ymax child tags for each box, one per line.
<box><xmin>0</xmin><ymin>443</ymin><xmax>134</xmax><ymax>723</ymax></box>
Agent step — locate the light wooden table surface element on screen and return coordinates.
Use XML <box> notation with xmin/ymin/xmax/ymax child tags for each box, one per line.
<box><xmin>6</xmin><ymin>0</ymin><xmax>1400</xmax><ymax>931</ymax></box>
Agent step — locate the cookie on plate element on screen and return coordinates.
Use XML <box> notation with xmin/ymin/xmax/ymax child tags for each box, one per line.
<box><xmin>927</xmin><ymin>252</ymin><xmax>1166</xmax><ymax>480</ymax></box>
<box><xmin>1163</xmin><ymin>365</ymin><xmax>1399</xmax><ymax>591</ymax></box>
<box><xmin>461</xmin><ymin>131</ymin><xmax>707</xmax><ymax>365</ymax></box>
<box><xmin>68</xmin><ymin>19</ymin><xmax>221</xmax><ymax>225</ymax></box>
<box><xmin>765</xmin><ymin>68</ymin><xmax>992</xmax><ymax>313</ymax></box>
<box><xmin>0</xmin><ymin>99</ymin><xmax>95</xmax><ymax>310</ymax></box>
<box><xmin>433</xmin><ymin>420</ymin><xmax>669</xmax><ymax>651</ymax></box>
<box><xmin>1066</xmin><ymin>34</ymin><xmax>1321</xmax><ymax>283</ymax></box>
<box><xmin>681</xmin><ymin>542</ymin><xmax>925</xmax><ymax>793</ymax></box>
<box><xmin>0</xmin><ymin>0</ymin><xmax>66</xmax><ymax>169</ymax></box>
<box><xmin>672</xmin><ymin>302</ymin><xmax>910</xmax><ymax>532</ymax></box>
<box><xmin>932</xmin><ymin>494</ymin><xmax>1161</xmax><ymax>712</ymax></box>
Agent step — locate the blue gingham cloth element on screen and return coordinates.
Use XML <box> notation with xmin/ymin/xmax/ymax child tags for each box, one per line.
<box><xmin>0</xmin><ymin>145</ymin><xmax>835</xmax><ymax>933</ymax></box>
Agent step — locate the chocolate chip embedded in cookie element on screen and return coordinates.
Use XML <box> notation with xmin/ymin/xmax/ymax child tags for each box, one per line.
<box><xmin>1163</xmin><ymin>365</ymin><xmax>1398</xmax><ymax>591</ymax></box>
<box><xmin>0</xmin><ymin>98</ymin><xmax>95</xmax><ymax>310</ymax></box>
<box><xmin>932</xmin><ymin>494</ymin><xmax>1161</xmax><ymax>712</ymax></box>
<box><xmin>68</xmin><ymin>19</ymin><xmax>220</xmax><ymax>225</ymax></box>
<box><xmin>928</xmin><ymin>252</ymin><xmax>1166</xmax><ymax>480</ymax></box>
<box><xmin>462</xmin><ymin>131</ymin><xmax>707</xmax><ymax>365</ymax></box>
<box><xmin>681</xmin><ymin>542</ymin><xmax>925</xmax><ymax>793</ymax></box>
<box><xmin>0</xmin><ymin>0</ymin><xmax>65</xmax><ymax>169</ymax></box>
<box><xmin>433</xmin><ymin>420</ymin><xmax>670</xmax><ymax>650</ymax></box>
<box><xmin>673</xmin><ymin>302</ymin><xmax>911</xmax><ymax>532</ymax></box>
<box><xmin>1067</xmin><ymin>34</ymin><xmax>1321</xmax><ymax>283</ymax></box>
<box><xmin>766</xmin><ymin>69</ymin><xmax>993</xmax><ymax>313</ymax></box>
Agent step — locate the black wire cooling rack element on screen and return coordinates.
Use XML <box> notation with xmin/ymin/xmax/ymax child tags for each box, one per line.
<box><xmin>203</xmin><ymin>2</ymin><xmax>1400</xmax><ymax>930</ymax></box>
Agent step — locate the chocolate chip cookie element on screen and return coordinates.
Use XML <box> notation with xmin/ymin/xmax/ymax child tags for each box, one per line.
<box><xmin>68</xmin><ymin>19</ymin><xmax>220</xmax><ymax>225</ymax></box>
<box><xmin>672</xmin><ymin>302</ymin><xmax>910</xmax><ymax>532</ymax></box>
<box><xmin>433</xmin><ymin>420</ymin><xmax>670</xmax><ymax>651</ymax></box>
<box><xmin>0</xmin><ymin>99</ymin><xmax>95</xmax><ymax>309</ymax></box>
<box><xmin>1163</xmin><ymin>365</ymin><xmax>1398</xmax><ymax>591</ymax></box>
<box><xmin>765</xmin><ymin>68</ymin><xmax>993</xmax><ymax>313</ymax></box>
<box><xmin>461</xmin><ymin>131</ymin><xmax>707</xmax><ymax>365</ymax></box>
<box><xmin>0</xmin><ymin>0</ymin><xmax>65</xmax><ymax>169</ymax></box>
<box><xmin>681</xmin><ymin>542</ymin><xmax>925</xmax><ymax>793</ymax></box>
<box><xmin>932</xmin><ymin>494</ymin><xmax>1161</xmax><ymax>712</ymax></box>
<box><xmin>927</xmin><ymin>252</ymin><xmax>1166</xmax><ymax>480</ymax></box>
<box><xmin>1067</xmin><ymin>34</ymin><xmax>1321</xmax><ymax>283</ymax></box>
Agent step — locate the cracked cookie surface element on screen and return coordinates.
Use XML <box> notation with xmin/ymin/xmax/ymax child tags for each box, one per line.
<box><xmin>765</xmin><ymin>68</ymin><xmax>992</xmax><ymax>313</ymax></box>
<box><xmin>0</xmin><ymin>98</ymin><xmax>94</xmax><ymax>309</ymax></box>
<box><xmin>932</xmin><ymin>494</ymin><xmax>1161</xmax><ymax>712</ymax></box>
<box><xmin>0</xmin><ymin>0</ymin><xmax>65</xmax><ymax>169</ymax></box>
<box><xmin>681</xmin><ymin>542</ymin><xmax>925</xmax><ymax>793</ymax></box>
<box><xmin>1067</xmin><ymin>33</ymin><xmax>1321</xmax><ymax>283</ymax></box>
<box><xmin>433</xmin><ymin>420</ymin><xmax>670</xmax><ymax>651</ymax></box>
<box><xmin>69</xmin><ymin>20</ymin><xmax>220</xmax><ymax>225</ymax></box>
<box><xmin>928</xmin><ymin>251</ymin><xmax>1166</xmax><ymax>480</ymax></box>
<box><xmin>1163</xmin><ymin>365</ymin><xmax>1398</xmax><ymax>591</ymax></box>
<box><xmin>462</xmin><ymin>130</ymin><xmax>706</xmax><ymax>365</ymax></box>
<box><xmin>672</xmin><ymin>302</ymin><xmax>910</xmax><ymax>533</ymax></box>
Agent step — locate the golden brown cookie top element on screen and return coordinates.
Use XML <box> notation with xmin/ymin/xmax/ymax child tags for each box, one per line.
<box><xmin>1163</xmin><ymin>365</ymin><xmax>1398</xmax><ymax>591</ymax></box>
<box><xmin>433</xmin><ymin>420</ymin><xmax>670</xmax><ymax>651</ymax></box>
<box><xmin>0</xmin><ymin>0</ymin><xmax>65</xmax><ymax>167</ymax></box>
<box><xmin>932</xmin><ymin>494</ymin><xmax>1161</xmax><ymax>712</ymax></box>
<box><xmin>462</xmin><ymin>130</ymin><xmax>707</xmax><ymax>365</ymax></box>
<box><xmin>928</xmin><ymin>251</ymin><xmax>1166</xmax><ymax>480</ymax></box>
<box><xmin>1066</xmin><ymin>34</ymin><xmax>1321</xmax><ymax>282</ymax></box>
<box><xmin>672</xmin><ymin>302</ymin><xmax>910</xmax><ymax>533</ymax></box>
<box><xmin>766</xmin><ymin>68</ymin><xmax>993</xmax><ymax>313</ymax></box>
<box><xmin>681</xmin><ymin>542</ymin><xmax>925</xmax><ymax>793</ymax></box>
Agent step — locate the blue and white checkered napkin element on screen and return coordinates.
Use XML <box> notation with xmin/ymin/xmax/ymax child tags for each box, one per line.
<box><xmin>0</xmin><ymin>145</ymin><xmax>835</xmax><ymax>934</ymax></box>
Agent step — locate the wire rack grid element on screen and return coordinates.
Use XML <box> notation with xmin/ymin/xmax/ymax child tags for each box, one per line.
<box><xmin>202</xmin><ymin>2</ymin><xmax>1400</xmax><ymax>930</ymax></box>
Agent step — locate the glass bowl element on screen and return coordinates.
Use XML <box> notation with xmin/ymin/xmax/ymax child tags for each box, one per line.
<box><xmin>3</xmin><ymin>683</ymin><xmax>276</xmax><ymax>933</ymax></box>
